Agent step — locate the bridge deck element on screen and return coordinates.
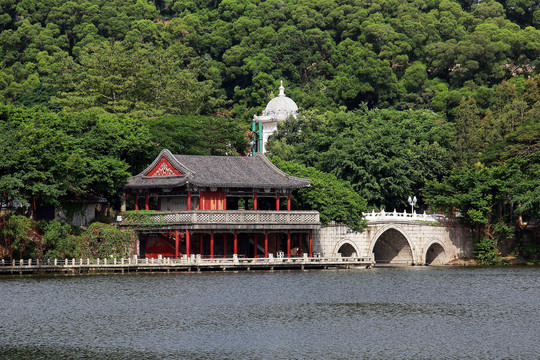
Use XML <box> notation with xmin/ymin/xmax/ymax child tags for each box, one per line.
<box><xmin>0</xmin><ymin>256</ymin><xmax>374</xmax><ymax>275</ymax></box>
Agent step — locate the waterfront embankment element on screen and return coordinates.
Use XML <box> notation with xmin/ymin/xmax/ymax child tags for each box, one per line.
<box><xmin>0</xmin><ymin>255</ymin><xmax>373</xmax><ymax>275</ymax></box>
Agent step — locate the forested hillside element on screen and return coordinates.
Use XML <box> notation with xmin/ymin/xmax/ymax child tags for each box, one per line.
<box><xmin>0</xmin><ymin>0</ymin><xmax>539</xmax><ymax>261</ymax></box>
<box><xmin>0</xmin><ymin>0</ymin><xmax>539</xmax><ymax>118</ymax></box>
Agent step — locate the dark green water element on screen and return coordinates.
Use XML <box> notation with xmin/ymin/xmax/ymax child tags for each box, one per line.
<box><xmin>1</xmin><ymin>267</ymin><xmax>538</xmax><ymax>359</ymax></box>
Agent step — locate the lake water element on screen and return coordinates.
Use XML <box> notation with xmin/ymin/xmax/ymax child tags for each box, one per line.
<box><xmin>0</xmin><ymin>267</ymin><xmax>538</xmax><ymax>360</ymax></box>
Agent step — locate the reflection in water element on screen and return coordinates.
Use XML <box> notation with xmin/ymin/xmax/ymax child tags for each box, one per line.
<box><xmin>0</xmin><ymin>267</ymin><xmax>538</xmax><ymax>360</ymax></box>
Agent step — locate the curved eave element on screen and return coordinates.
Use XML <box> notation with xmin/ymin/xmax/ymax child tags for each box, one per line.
<box><xmin>125</xmin><ymin>175</ymin><xmax>188</xmax><ymax>189</ymax></box>
<box><xmin>186</xmin><ymin>180</ymin><xmax>310</xmax><ymax>190</ymax></box>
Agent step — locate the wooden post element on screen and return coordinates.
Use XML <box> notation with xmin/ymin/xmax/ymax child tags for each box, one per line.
<box><xmin>234</xmin><ymin>229</ymin><xmax>238</xmax><ymax>255</ymax></box>
<box><xmin>264</xmin><ymin>230</ymin><xmax>269</xmax><ymax>258</ymax></box>
<box><xmin>253</xmin><ymin>192</ymin><xmax>258</xmax><ymax>211</ymax></box>
<box><xmin>287</xmin><ymin>192</ymin><xmax>291</xmax><ymax>211</ymax></box>
<box><xmin>309</xmin><ymin>230</ymin><xmax>313</xmax><ymax>257</ymax></box>
<box><xmin>145</xmin><ymin>192</ymin><xmax>149</xmax><ymax>210</ymax></box>
<box><xmin>186</xmin><ymin>229</ymin><xmax>191</xmax><ymax>258</ymax></box>
<box><xmin>187</xmin><ymin>190</ymin><xmax>192</xmax><ymax>210</ymax></box>
<box><xmin>287</xmin><ymin>230</ymin><xmax>291</xmax><ymax>258</ymax></box>
<box><xmin>175</xmin><ymin>230</ymin><xmax>179</xmax><ymax>259</ymax></box>
<box><xmin>210</xmin><ymin>230</ymin><xmax>214</xmax><ymax>259</ymax></box>
<box><xmin>276</xmin><ymin>192</ymin><xmax>280</xmax><ymax>211</ymax></box>
<box><xmin>135</xmin><ymin>193</ymin><xmax>139</xmax><ymax>211</ymax></box>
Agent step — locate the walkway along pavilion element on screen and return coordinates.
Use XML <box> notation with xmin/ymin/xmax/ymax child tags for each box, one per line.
<box><xmin>120</xmin><ymin>149</ymin><xmax>320</xmax><ymax>259</ymax></box>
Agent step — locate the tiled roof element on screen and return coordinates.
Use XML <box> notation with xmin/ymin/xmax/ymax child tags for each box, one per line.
<box><xmin>125</xmin><ymin>149</ymin><xmax>310</xmax><ymax>190</ymax></box>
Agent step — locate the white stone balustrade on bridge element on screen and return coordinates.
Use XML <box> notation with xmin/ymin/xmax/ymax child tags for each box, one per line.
<box><xmin>362</xmin><ymin>209</ymin><xmax>446</xmax><ymax>223</ymax></box>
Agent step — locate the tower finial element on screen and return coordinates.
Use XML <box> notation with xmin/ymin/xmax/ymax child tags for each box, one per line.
<box><xmin>278</xmin><ymin>80</ymin><xmax>285</xmax><ymax>97</ymax></box>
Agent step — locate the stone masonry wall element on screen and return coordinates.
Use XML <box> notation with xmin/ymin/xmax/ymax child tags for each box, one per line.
<box><xmin>314</xmin><ymin>221</ymin><xmax>472</xmax><ymax>265</ymax></box>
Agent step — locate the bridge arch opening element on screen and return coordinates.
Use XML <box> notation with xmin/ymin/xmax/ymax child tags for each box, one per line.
<box><xmin>372</xmin><ymin>228</ymin><xmax>413</xmax><ymax>265</ymax></box>
<box><xmin>425</xmin><ymin>242</ymin><xmax>446</xmax><ymax>265</ymax></box>
<box><xmin>337</xmin><ymin>243</ymin><xmax>357</xmax><ymax>257</ymax></box>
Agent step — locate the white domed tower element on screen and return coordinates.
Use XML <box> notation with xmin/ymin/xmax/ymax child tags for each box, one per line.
<box><xmin>253</xmin><ymin>81</ymin><xmax>298</xmax><ymax>153</ymax></box>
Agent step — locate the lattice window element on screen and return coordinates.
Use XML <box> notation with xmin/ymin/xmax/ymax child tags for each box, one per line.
<box><xmin>177</xmin><ymin>214</ymin><xmax>192</xmax><ymax>222</ymax></box>
<box><xmin>212</xmin><ymin>213</ymin><xmax>226</xmax><ymax>222</ymax></box>
<box><xmin>276</xmin><ymin>214</ymin><xmax>287</xmax><ymax>222</ymax></box>
<box><xmin>164</xmin><ymin>214</ymin><xmax>176</xmax><ymax>222</ymax></box>
<box><xmin>197</xmin><ymin>213</ymin><xmax>210</xmax><ymax>222</ymax></box>
<box><xmin>245</xmin><ymin>213</ymin><xmax>257</xmax><ymax>222</ymax></box>
<box><xmin>290</xmin><ymin>214</ymin><xmax>302</xmax><ymax>222</ymax></box>
<box><xmin>229</xmin><ymin>213</ymin><xmax>242</xmax><ymax>222</ymax></box>
<box><xmin>305</xmin><ymin>214</ymin><xmax>318</xmax><ymax>222</ymax></box>
<box><xmin>260</xmin><ymin>214</ymin><xmax>272</xmax><ymax>222</ymax></box>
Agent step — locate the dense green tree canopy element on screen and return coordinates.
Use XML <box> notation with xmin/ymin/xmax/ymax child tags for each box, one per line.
<box><xmin>267</xmin><ymin>108</ymin><xmax>453</xmax><ymax>210</ymax></box>
<box><xmin>0</xmin><ymin>0</ymin><xmax>538</xmax><ymax>119</ymax></box>
<box><xmin>0</xmin><ymin>105</ymin><xmax>153</xmax><ymax>209</ymax></box>
<box><xmin>270</xmin><ymin>156</ymin><xmax>367</xmax><ymax>232</ymax></box>
<box><xmin>143</xmin><ymin>114</ymin><xmax>250</xmax><ymax>156</ymax></box>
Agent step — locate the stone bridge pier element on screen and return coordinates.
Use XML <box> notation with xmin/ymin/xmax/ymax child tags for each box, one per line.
<box><xmin>314</xmin><ymin>211</ymin><xmax>472</xmax><ymax>265</ymax></box>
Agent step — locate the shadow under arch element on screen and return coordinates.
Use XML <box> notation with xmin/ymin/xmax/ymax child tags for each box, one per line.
<box><xmin>424</xmin><ymin>240</ymin><xmax>448</xmax><ymax>265</ymax></box>
<box><xmin>333</xmin><ymin>240</ymin><xmax>360</xmax><ymax>257</ymax></box>
<box><xmin>370</xmin><ymin>224</ymin><xmax>415</xmax><ymax>265</ymax></box>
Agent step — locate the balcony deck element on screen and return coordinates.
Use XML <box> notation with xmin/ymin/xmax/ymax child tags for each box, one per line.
<box><xmin>118</xmin><ymin>210</ymin><xmax>320</xmax><ymax>231</ymax></box>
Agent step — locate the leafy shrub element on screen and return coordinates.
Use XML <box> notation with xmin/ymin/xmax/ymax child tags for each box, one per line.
<box><xmin>474</xmin><ymin>236</ymin><xmax>499</xmax><ymax>265</ymax></box>
<box><xmin>524</xmin><ymin>243</ymin><xmax>540</xmax><ymax>260</ymax></box>
<box><xmin>77</xmin><ymin>223</ymin><xmax>136</xmax><ymax>259</ymax></box>
<box><xmin>42</xmin><ymin>220</ymin><xmax>77</xmax><ymax>259</ymax></box>
<box><xmin>0</xmin><ymin>215</ymin><xmax>41</xmax><ymax>260</ymax></box>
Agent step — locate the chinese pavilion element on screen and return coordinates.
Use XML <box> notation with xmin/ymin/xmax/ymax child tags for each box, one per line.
<box><xmin>122</xmin><ymin>149</ymin><xmax>320</xmax><ymax>259</ymax></box>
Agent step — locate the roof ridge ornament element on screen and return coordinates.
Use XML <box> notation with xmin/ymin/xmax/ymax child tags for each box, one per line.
<box><xmin>278</xmin><ymin>80</ymin><xmax>285</xmax><ymax>97</ymax></box>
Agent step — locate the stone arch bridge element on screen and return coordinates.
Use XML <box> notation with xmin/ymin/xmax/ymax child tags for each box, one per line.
<box><xmin>315</xmin><ymin>211</ymin><xmax>472</xmax><ymax>266</ymax></box>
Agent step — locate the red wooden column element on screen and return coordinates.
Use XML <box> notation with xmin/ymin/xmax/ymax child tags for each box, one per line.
<box><xmin>187</xmin><ymin>190</ymin><xmax>191</xmax><ymax>210</ymax></box>
<box><xmin>287</xmin><ymin>193</ymin><xmax>291</xmax><ymax>211</ymax></box>
<box><xmin>186</xmin><ymin>230</ymin><xmax>191</xmax><ymax>258</ymax></box>
<box><xmin>276</xmin><ymin>192</ymin><xmax>280</xmax><ymax>211</ymax></box>
<box><xmin>199</xmin><ymin>233</ymin><xmax>203</xmax><ymax>256</ymax></box>
<box><xmin>135</xmin><ymin>193</ymin><xmax>139</xmax><ymax>211</ymax></box>
<box><xmin>145</xmin><ymin>193</ymin><xmax>149</xmax><ymax>210</ymax></box>
<box><xmin>222</xmin><ymin>233</ymin><xmax>227</xmax><ymax>258</ymax></box>
<box><xmin>223</xmin><ymin>192</ymin><xmax>227</xmax><ymax>210</ymax></box>
<box><xmin>264</xmin><ymin>230</ymin><xmax>269</xmax><ymax>258</ymax></box>
<box><xmin>210</xmin><ymin>230</ymin><xmax>214</xmax><ymax>259</ymax></box>
<box><xmin>175</xmin><ymin>230</ymin><xmax>180</xmax><ymax>259</ymax></box>
<box><xmin>309</xmin><ymin>230</ymin><xmax>313</xmax><ymax>257</ymax></box>
<box><xmin>233</xmin><ymin>230</ymin><xmax>238</xmax><ymax>255</ymax></box>
<box><xmin>253</xmin><ymin>233</ymin><xmax>258</xmax><ymax>257</ymax></box>
<box><xmin>287</xmin><ymin>230</ymin><xmax>291</xmax><ymax>258</ymax></box>
<box><xmin>253</xmin><ymin>192</ymin><xmax>258</xmax><ymax>211</ymax></box>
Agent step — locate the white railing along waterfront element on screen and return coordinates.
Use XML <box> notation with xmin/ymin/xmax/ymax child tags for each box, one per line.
<box><xmin>0</xmin><ymin>254</ymin><xmax>373</xmax><ymax>269</ymax></box>
<box><xmin>362</xmin><ymin>209</ymin><xmax>446</xmax><ymax>222</ymax></box>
